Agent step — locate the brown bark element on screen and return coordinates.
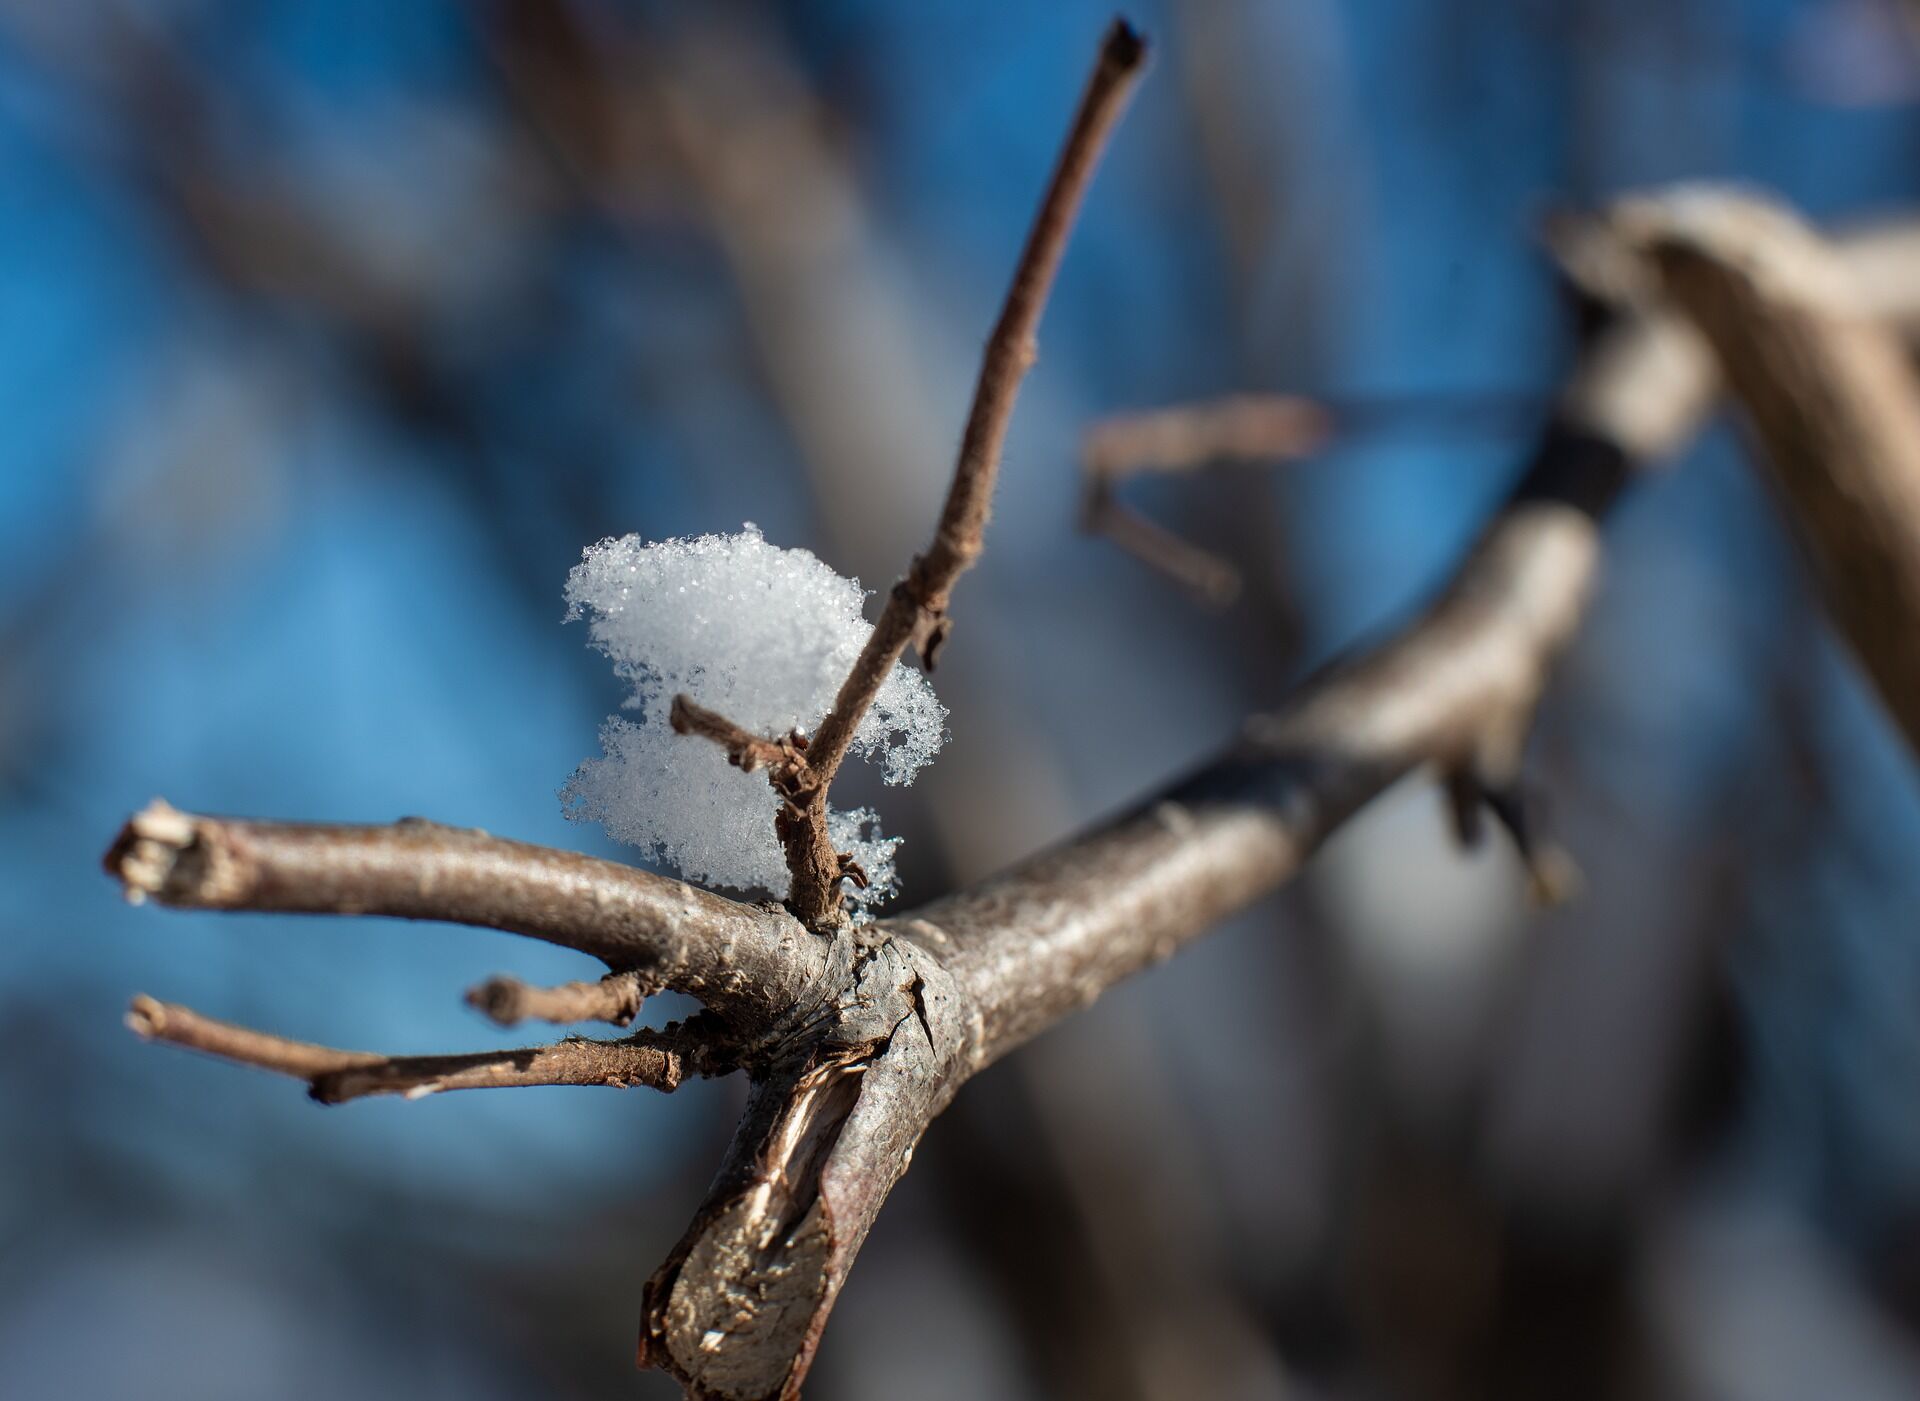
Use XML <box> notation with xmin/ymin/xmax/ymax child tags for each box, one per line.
<box><xmin>673</xmin><ymin>21</ymin><xmax>1150</xmax><ymax>930</ymax></box>
<box><xmin>127</xmin><ymin>995</ymin><xmax>695</xmax><ymax>1102</ymax></box>
<box><xmin>1614</xmin><ymin>189</ymin><xmax>1920</xmax><ymax>759</ymax></box>
<box><xmin>465</xmin><ymin>971</ymin><xmax>647</xmax><ymax>1028</ymax></box>
<box><xmin>97</xmin><ymin>299</ymin><xmax>1746</xmax><ymax>1397</ymax></box>
<box><xmin>104</xmin><ymin>801</ymin><xmax>823</xmax><ymax>1031</ymax></box>
<box><xmin>625</xmin><ymin>303</ymin><xmax>1694</xmax><ymax>1399</ymax></box>
<box><xmin>98</xmin><ymin>90</ymin><xmax>1920</xmax><ymax>1401</ymax></box>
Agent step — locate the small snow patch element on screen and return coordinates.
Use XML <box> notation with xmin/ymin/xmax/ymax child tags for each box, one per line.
<box><xmin>561</xmin><ymin>525</ymin><xmax>946</xmax><ymax>913</ymax></box>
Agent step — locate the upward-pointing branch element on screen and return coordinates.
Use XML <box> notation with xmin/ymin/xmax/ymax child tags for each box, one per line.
<box><xmin>675</xmin><ymin>20</ymin><xmax>1151</xmax><ymax>929</ymax></box>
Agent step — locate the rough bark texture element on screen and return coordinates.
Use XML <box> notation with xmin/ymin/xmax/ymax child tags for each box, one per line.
<box><xmin>920</xmin><ymin>429</ymin><xmax>1622</xmax><ymax>1066</ymax></box>
<box><xmin>1614</xmin><ymin>188</ymin><xmax>1920</xmax><ymax>759</ymax></box>
<box><xmin>127</xmin><ymin>995</ymin><xmax>694</xmax><ymax>1102</ymax></box>
<box><xmin>105</xmin><ymin>801</ymin><xmax>821</xmax><ymax>1030</ymax></box>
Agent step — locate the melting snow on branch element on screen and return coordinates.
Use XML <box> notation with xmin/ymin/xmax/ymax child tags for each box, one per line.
<box><xmin>560</xmin><ymin>524</ymin><xmax>947</xmax><ymax>914</ymax></box>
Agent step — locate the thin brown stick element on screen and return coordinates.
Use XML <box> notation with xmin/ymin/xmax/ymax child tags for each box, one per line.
<box><xmin>808</xmin><ymin>17</ymin><xmax>1145</xmax><ymax>745</ymax></box>
<box><xmin>103</xmin><ymin>801</ymin><xmax>824</xmax><ymax>1029</ymax></box>
<box><xmin>1611</xmin><ymin>188</ymin><xmax>1920</xmax><ymax>760</ymax></box>
<box><xmin>1083</xmin><ymin>393</ymin><xmax>1331</xmax><ymax>478</ymax></box>
<box><xmin>465</xmin><ymin>971</ymin><xmax>648</xmax><ymax>1028</ymax></box>
<box><xmin>1083</xmin><ymin>494</ymin><xmax>1246</xmax><ymax>602</ymax></box>
<box><xmin>126</xmin><ymin>995</ymin><xmax>692</xmax><ymax>1102</ymax></box>
<box><xmin>668</xmin><ymin>695</ymin><xmax>805</xmax><ymax>778</ymax></box>
<box><xmin>672</xmin><ymin>20</ymin><xmax>1147</xmax><ymax>930</ymax></box>
<box><xmin>1080</xmin><ymin>393</ymin><xmax>1329</xmax><ymax>599</ymax></box>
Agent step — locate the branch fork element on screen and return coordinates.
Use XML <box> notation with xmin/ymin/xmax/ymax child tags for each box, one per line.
<box><xmin>671</xmin><ymin>20</ymin><xmax>1150</xmax><ymax>932</ymax></box>
<box><xmin>108</xmin><ymin>30</ymin><xmax>1920</xmax><ymax>1401</ymax></box>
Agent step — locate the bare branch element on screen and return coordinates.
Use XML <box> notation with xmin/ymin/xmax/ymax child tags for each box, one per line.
<box><xmin>1611</xmin><ymin>187</ymin><xmax>1920</xmax><ymax>760</ymax></box>
<box><xmin>1083</xmin><ymin>393</ymin><xmax>1331</xmax><ymax>479</ymax></box>
<box><xmin>625</xmin><ymin>291</ymin><xmax>1717</xmax><ymax>1397</ymax></box>
<box><xmin>669</xmin><ymin>695</ymin><xmax>805</xmax><ymax>779</ymax></box>
<box><xmin>465</xmin><ymin>971</ymin><xmax>648</xmax><ymax>1028</ymax></box>
<box><xmin>1083</xmin><ymin>492</ymin><xmax>1246</xmax><ymax>602</ymax></box>
<box><xmin>637</xmin><ymin>937</ymin><xmax>968</xmax><ymax>1400</ymax></box>
<box><xmin>906</xmin><ymin>305</ymin><xmax>1702</xmax><ymax>1063</ymax></box>
<box><xmin>736</xmin><ymin>20</ymin><xmax>1149</xmax><ymax>929</ymax></box>
<box><xmin>126</xmin><ymin>995</ymin><xmax>698</xmax><ymax>1102</ymax></box>
<box><xmin>1080</xmin><ymin>393</ymin><xmax>1329</xmax><ymax>600</ymax></box>
<box><xmin>103</xmin><ymin>801</ymin><xmax>825</xmax><ymax>1027</ymax></box>
<box><xmin>919</xmin><ymin>193</ymin><xmax>1920</xmax><ymax>1063</ymax></box>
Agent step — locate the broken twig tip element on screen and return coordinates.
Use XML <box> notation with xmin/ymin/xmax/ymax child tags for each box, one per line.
<box><xmin>125</xmin><ymin>994</ymin><xmax>164</xmax><ymax>1039</ymax></box>
<box><xmin>1105</xmin><ymin>18</ymin><xmax>1149</xmax><ymax>69</ymax></box>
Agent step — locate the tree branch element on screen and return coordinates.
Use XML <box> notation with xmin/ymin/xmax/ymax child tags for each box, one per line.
<box><xmin>104</xmin><ymin>800</ymin><xmax>824</xmax><ymax>1028</ymax></box>
<box><xmin>627</xmin><ymin>306</ymin><xmax>1678</xmax><ymax>1399</ymax></box>
<box><xmin>102</xmin><ymin>64</ymin><xmax>1920</xmax><ymax>1398</ymax></box>
<box><xmin>465</xmin><ymin>971</ymin><xmax>647</xmax><ymax>1028</ymax></box>
<box><xmin>675</xmin><ymin>20</ymin><xmax>1149</xmax><ymax>930</ymax></box>
<box><xmin>1080</xmin><ymin>393</ymin><xmax>1330</xmax><ymax>601</ymax></box>
<box><xmin>126</xmin><ymin>995</ymin><xmax>703</xmax><ymax>1102</ymax></box>
<box><xmin>916</xmin><ymin>426</ymin><xmax>1632</xmax><ymax>1061</ymax></box>
<box><xmin>1611</xmin><ymin>187</ymin><xmax>1920</xmax><ymax>760</ymax></box>
<box><xmin>669</xmin><ymin>695</ymin><xmax>806</xmax><ymax>779</ymax></box>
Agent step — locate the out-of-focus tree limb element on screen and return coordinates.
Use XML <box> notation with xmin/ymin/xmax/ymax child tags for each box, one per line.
<box><xmin>1080</xmin><ymin>394</ymin><xmax>1331</xmax><ymax>601</ymax></box>
<box><xmin>1612</xmin><ymin>188</ymin><xmax>1920</xmax><ymax>760</ymax></box>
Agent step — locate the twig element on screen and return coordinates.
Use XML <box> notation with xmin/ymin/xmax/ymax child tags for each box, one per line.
<box><xmin>99</xmin><ymin>65</ymin><xmax>1920</xmax><ymax>1399</ymax></box>
<box><xmin>1082</xmin><ymin>495</ymin><xmax>1247</xmax><ymax>602</ymax></box>
<box><xmin>465</xmin><ymin>971</ymin><xmax>648</xmax><ymax>1028</ymax></box>
<box><xmin>126</xmin><ymin>995</ymin><xmax>694</xmax><ymax>1102</ymax></box>
<box><xmin>669</xmin><ymin>695</ymin><xmax>805</xmax><ymax>778</ymax></box>
<box><xmin>808</xmin><ymin>17</ymin><xmax>1146</xmax><ymax>738</ymax></box>
<box><xmin>103</xmin><ymin>801</ymin><xmax>824</xmax><ymax>1028</ymax></box>
<box><xmin>1611</xmin><ymin>188</ymin><xmax>1920</xmax><ymax>760</ymax></box>
<box><xmin>1079</xmin><ymin>393</ymin><xmax>1330</xmax><ymax>600</ymax></box>
<box><xmin>1083</xmin><ymin>393</ymin><xmax>1331</xmax><ymax>479</ymax></box>
<box><xmin>670</xmin><ymin>22</ymin><xmax>1148</xmax><ymax>930</ymax></box>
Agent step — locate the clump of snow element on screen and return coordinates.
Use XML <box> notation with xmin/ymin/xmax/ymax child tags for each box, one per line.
<box><xmin>560</xmin><ymin>524</ymin><xmax>946</xmax><ymax>914</ymax></box>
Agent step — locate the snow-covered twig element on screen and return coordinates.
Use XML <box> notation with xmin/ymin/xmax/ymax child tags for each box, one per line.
<box><xmin>674</xmin><ymin>20</ymin><xmax>1150</xmax><ymax>929</ymax></box>
<box><xmin>102</xmin><ymin>32</ymin><xmax>1920</xmax><ymax>1398</ymax></box>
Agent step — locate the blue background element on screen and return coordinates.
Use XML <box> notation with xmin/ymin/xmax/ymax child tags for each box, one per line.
<box><xmin>5</xmin><ymin>2</ymin><xmax>1920</xmax><ymax>1397</ymax></box>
